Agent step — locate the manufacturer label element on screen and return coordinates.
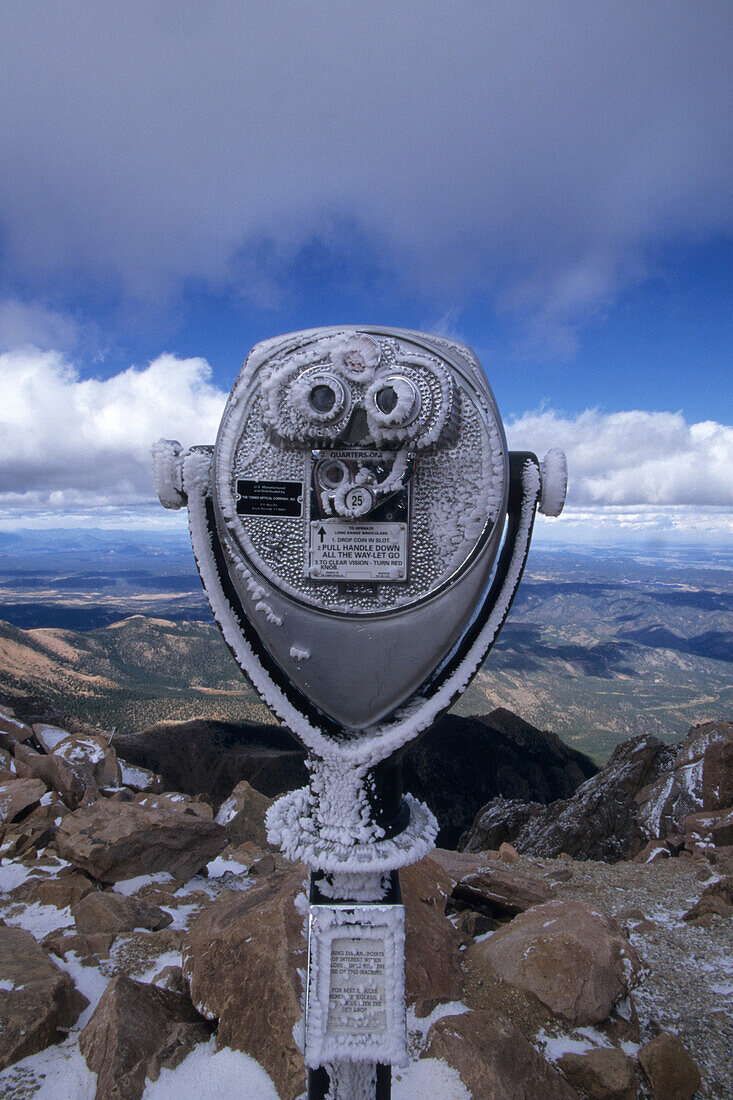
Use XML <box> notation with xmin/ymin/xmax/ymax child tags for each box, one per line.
<box><xmin>308</xmin><ymin>521</ymin><xmax>407</xmax><ymax>581</ymax></box>
<box><xmin>236</xmin><ymin>479</ymin><xmax>303</xmax><ymax>517</ymax></box>
<box><xmin>327</xmin><ymin>937</ymin><xmax>387</xmax><ymax>1034</ymax></box>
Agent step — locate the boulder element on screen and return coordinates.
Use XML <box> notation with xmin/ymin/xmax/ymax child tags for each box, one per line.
<box><xmin>476</xmin><ymin>900</ymin><xmax>642</xmax><ymax>1025</ymax></box>
<box><xmin>118</xmin><ymin>760</ymin><xmax>164</xmax><ymax>792</ymax></box>
<box><xmin>72</xmin><ymin>890</ymin><xmax>173</xmax><ymax>934</ymax></box>
<box><xmin>55</xmin><ymin>799</ymin><xmax>227</xmax><ymax>882</ymax></box>
<box><xmin>449</xmin><ymin>864</ymin><xmax>552</xmax><ymax>918</ymax></box>
<box><xmin>557</xmin><ymin>1049</ymin><xmax>637</xmax><ymax>1100</ymax></box>
<box><xmin>0</xmin><ymin>776</ymin><xmax>47</xmax><ymax>824</ymax></box>
<box><xmin>33</xmin><ymin>723</ymin><xmax>73</xmax><ymax>753</ymax></box>
<box><xmin>0</xmin><ymin>713</ymin><xmax>35</xmax><ymax>748</ymax></box>
<box><xmin>14</xmin><ymin>742</ymin><xmax>97</xmax><ymax>809</ymax></box>
<box><xmin>400</xmin><ymin>856</ymin><xmax>464</xmax><ymax>1012</ymax></box>
<box><xmin>53</xmin><ymin>732</ymin><xmax>121</xmax><ymax>787</ymax></box>
<box><xmin>636</xmin><ymin>720</ymin><xmax>733</xmax><ymax>845</ymax></box>
<box><xmin>134</xmin><ymin>792</ymin><xmax>213</xmax><ymax>819</ymax></box>
<box><xmin>427</xmin><ymin>847</ymin><xmax>497</xmax><ymax>883</ymax></box>
<box><xmin>632</xmin><ymin>840</ymin><xmax>671</xmax><ymax>864</ymax></box>
<box><xmin>682</xmin><ymin>875</ymin><xmax>733</xmax><ymax>922</ymax></box>
<box><xmin>79</xmin><ymin>974</ymin><xmax>212</xmax><ymax>1100</ymax></box>
<box><xmin>637</xmin><ymin>1032</ymin><xmax>701</xmax><ymax>1100</ymax></box>
<box><xmin>11</xmin><ymin>870</ymin><xmax>94</xmax><ymax>909</ymax></box>
<box><xmin>43</xmin><ymin>930</ymin><xmax>116</xmax><ymax>965</ymax></box>
<box><xmin>423</xmin><ymin>1010</ymin><xmax>579</xmax><ymax>1099</ymax></box>
<box><xmin>685</xmin><ymin>807</ymin><xmax>733</xmax><ymax>851</ymax></box>
<box><xmin>462</xmin><ymin>735</ymin><xmax>674</xmax><ymax>861</ymax></box>
<box><xmin>183</xmin><ymin>867</ymin><xmax>306</xmax><ymax>1100</ymax></box>
<box><xmin>214</xmin><ymin>779</ymin><xmax>273</xmax><ymax>848</ymax></box>
<box><xmin>0</xmin><ymin>925</ymin><xmax>88</xmax><ymax>1070</ymax></box>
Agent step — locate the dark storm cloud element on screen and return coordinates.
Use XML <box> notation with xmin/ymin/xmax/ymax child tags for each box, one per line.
<box><xmin>1</xmin><ymin>1</ymin><xmax>731</xmax><ymax>346</ymax></box>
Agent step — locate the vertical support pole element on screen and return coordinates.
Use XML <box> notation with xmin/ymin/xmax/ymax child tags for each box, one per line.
<box><xmin>305</xmin><ymin>871</ymin><xmax>403</xmax><ymax>1100</ymax></box>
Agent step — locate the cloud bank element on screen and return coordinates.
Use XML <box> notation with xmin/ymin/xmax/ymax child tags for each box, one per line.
<box><xmin>0</xmin><ymin>349</ymin><xmax>730</xmax><ymax>543</ymax></box>
<box><xmin>1</xmin><ymin>2</ymin><xmax>731</xmax><ymax>348</ymax></box>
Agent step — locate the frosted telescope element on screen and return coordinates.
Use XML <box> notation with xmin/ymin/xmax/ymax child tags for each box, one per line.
<box><xmin>153</xmin><ymin>326</ymin><xmax>567</xmax><ymax>1097</ymax></box>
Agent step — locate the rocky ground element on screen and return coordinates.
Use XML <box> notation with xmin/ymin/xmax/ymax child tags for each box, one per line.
<box><xmin>0</xmin><ymin>698</ymin><xmax>728</xmax><ymax>1099</ymax></box>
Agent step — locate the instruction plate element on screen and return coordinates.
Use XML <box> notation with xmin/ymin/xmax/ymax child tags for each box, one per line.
<box><xmin>327</xmin><ymin>937</ymin><xmax>387</xmax><ymax>1033</ymax></box>
<box><xmin>308</xmin><ymin>521</ymin><xmax>407</xmax><ymax>581</ymax></box>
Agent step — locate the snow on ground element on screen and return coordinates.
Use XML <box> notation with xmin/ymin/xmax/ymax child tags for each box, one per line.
<box><xmin>143</xmin><ymin>1039</ymin><xmax>280</xmax><ymax>1099</ymax></box>
<box><xmin>391</xmin><ymin>1058</ymin><xmax>471</xmax><ymax>1099</ymax></box>
<box><xmin>0</xmin><ymin>847</ymin><xmax>730</xmax><ymax>1098</ymax></box>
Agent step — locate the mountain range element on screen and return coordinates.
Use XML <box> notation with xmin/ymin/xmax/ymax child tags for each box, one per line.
<box><xmin>0</xmin><ymin>535</ymin><xmax>730</xmax><ymax>763</ymax></box>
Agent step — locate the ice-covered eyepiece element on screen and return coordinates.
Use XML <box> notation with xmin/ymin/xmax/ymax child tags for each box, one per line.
<box><xmin>260</xmin><ymin>330</ymin><xmax>458</xmax><ymax>450</ymax></box>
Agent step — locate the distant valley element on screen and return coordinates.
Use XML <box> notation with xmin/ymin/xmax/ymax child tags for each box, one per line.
<box><xmin>0</xmin><ymin>530</ymin><xmax>730</xmax><ymax>763</ymax></box>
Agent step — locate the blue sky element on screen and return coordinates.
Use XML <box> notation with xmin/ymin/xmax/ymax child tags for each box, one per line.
<box><xmin>0</xmin><ymin>2</ymin><xmax>731</xmax><ymax>542</ymax></box>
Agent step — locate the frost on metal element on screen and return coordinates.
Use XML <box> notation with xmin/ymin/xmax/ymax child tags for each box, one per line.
<box><xmin>182</xmin><ymin>446</ymin><xmax>540</xmax><ymax>772</ymax></box>
<box><xmin>266</xmin><ymin>791</ymin><xmax>438</xmax><ymax>876</ymax></box>
<box><xmin>539</xmin><ymin>448</ymin><xmax>568</xmax><ymax>517</ymax></box>
<box><xmin>305</xmin><ymin>902</ymin><xmax>408</xmax><ymax>1069</ymax></box>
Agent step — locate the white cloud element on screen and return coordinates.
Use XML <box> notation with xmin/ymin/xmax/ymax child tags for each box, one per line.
<box><xmin>507</xmin><ymin>408</ymin><xmax>733</xmax><ymax>506</ymax></box>
<box><xmin>0</xmin><ymin>349</ymin><xmax>731</xmax><ymax>547</ymax></box>
<box><xmin>0</xmin><ymin>3</ymin><xmax>731</xmax><ymax>346</ymax></box>
<box><xmin>0</xmin><ymin>349</ymin><xmax>226</xmax><ymax>509</ymax></box>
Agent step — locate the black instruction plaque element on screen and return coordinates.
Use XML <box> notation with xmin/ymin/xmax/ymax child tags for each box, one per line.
<box><xmin>236</xmin><ymin>479</ymin><xmax>303</xmax><ymax>518</ymax></box>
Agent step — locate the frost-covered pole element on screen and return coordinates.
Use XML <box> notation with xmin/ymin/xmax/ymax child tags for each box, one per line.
<box><xmin>153</xmin><ymin>327</ymin><xmax>567</xmax><ymax>1100</ymax></box>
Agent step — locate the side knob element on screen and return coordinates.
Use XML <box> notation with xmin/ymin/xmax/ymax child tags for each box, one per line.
<box><xmin>151</xmin><ymin>439</ymin><xmax>186</xmax><ymax>509</ymax></box>
<box><xmin>539</xmin><ymin>449</ymin><xmax>567</xmax><ymax>516</ymax></box>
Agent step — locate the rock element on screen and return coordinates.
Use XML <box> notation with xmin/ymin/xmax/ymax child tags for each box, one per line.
<box><xmin>0</xmin><ymin>776</ymin><xmax>47</xmax><ymax>824</ymax></box>
<box><xmin>449</xmin><ymin>864</ymin><xmax>552</xmax><ymax>918</ymax></box>
<box><xmin>462</xmin><ymin>735</ymin><xmax>674</xmax><ymax>861</ymax></box>
<box><xmin>711</xmin><ymin>807</ymin><xmax>733</xmax><ymax>847</ymax></box>
<box><xmin>0</xmin><ymin>925</ymin><xmax>88</xmax><ymax>1070</ymax></box>
<box><xmin>214</xmin><ymin>779</ymin><xmax>273</xmax><ymax>848</ymax></box>
<box><xmin>0</xmin><ymin>713</ymin><xmax>35</xmax><ymax>748</ymax></box>
<box><xmin>476</xmin><ymin>900</ymin><xmax>642</xmax><ymax>1025</ymax></box>
<box><xmin>79</xmin><ymin>974</ymin><xmax>211</xmax><ymax>1100</ymax></box>
<box><xmin>44</xmin><ymin>930</ymin><xmax>116</xmax><ymax>964</ymax></box>
<box><xmin>638</xmin><ymin>1031</ymin><xmax>701</xmax><ymax>1100</ymax></box>
<box><xmin>1</xmin><ymin>800</ymin><xmax>66</xmax><ymax>855</ymax></box>
<box><xmin>72</xmin><ymin>890</ymin><xmax>173</xmax><ymax>934</ymax></box>
<box><xmin>14</xmin><ymin>742</ymin><xmax>97</xmax><ymax>809</ymax></box>
<box><xmin>183</xmin><ymin>867</ymin><xmax>306</xmax><ymax>1100</ymax></box>
<box><xmin>682</xmin><ymin>875</ymin><xmax>733</xmax><ymax>922</ymax></box>
<box><xmin>53</xmin><ymin>732</ymin><xmax>121</xmax><ymax>787</ymax></box>
<box><xmin>134</xmin><ymin>792</ymin><xmax>213</xmax><ymax>819</ymax></box>
<box><xmin>684</xmin><ymin>808</ymin><xmax>732</xmax><ymax>852</ymax></box>
<box><xmin>499</xmin><ymin>841</ymin><xmax>521</xmax><ymax>863</ymax></box>
<box><xmin>55</xmin><ymin>799</ymin><xmax>227</xmax><ymax>882</ymax></box>
<box><xmin>12</xmin><ymin>870</ymin><xmax>94</xmax><ymax>909</ymax></box>
<box><xmin>633</xmin><ymin>840</ymin><xmax>671</xmax><ymax>863</ymax></box>
<box><xmin>403</xmin><ymin>708</ymin><xmax>598</xmax><ymax>847</ymax></box>
<box><xmin>428</xmin><ymin>847</ymin><xmax>498</xmax><ymax>883</ymax></box>
<box><xmin>152</xmin><ymin>964</ymin><xmax>186</xmax><ymax>993</ymax></box>
<box><xmin>118</xmin><ymin>760</ymin><xmax>164</xmax><ymax>792</ymax></box>
<box><xmin>456</xmin><ymin>909</ymin><xmax>496</xmax><ymax>938</ymax></box>
<box><xmin>33</xmin><ymin>723</ymin><xmax>72</xmax><ymax>752</ymax></box>
<box><xmin>545</xmin><ymin>866</ymin><xmax>573</xmax><ymax>883</ymax></box>
<box><xmin>400</xmin><ymin>856</ymin><xmax>464</xmax><ymax>1012</ymax></box>
<box><xmin>0</xmin><ymin>819</ymin><xmax>56</xmax><ymax>859</ymax></box>
<box><xmin>636</xmin><ymin>720</ymin><xmax>733</xmax><ymax>845</ymax></box>
<box><xmin>423</xmin><ymin>1010</ymin><xmax>578</xmax><ymax>1098</ymax></box>
<box><xmin>557</xmin><ymin>1048</ymin><xmax>637</xmax><ymax>1100</ymax></box>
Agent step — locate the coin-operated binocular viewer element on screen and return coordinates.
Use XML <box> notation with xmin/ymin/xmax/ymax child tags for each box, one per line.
<box><xmin>153</xmin><ymin>327</ymin><xmax>566</xmax><ymax>1099</ymax></box>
